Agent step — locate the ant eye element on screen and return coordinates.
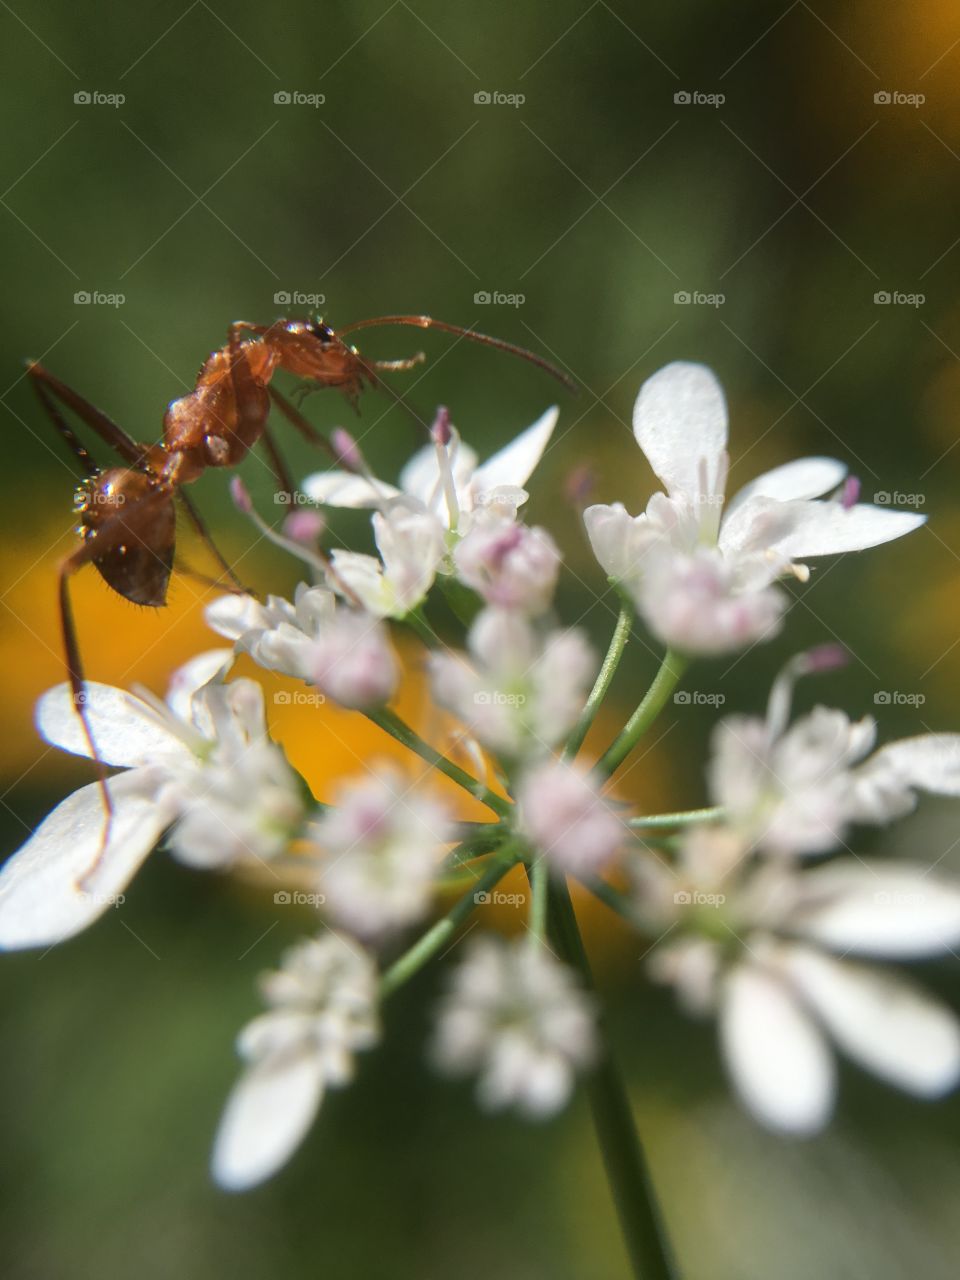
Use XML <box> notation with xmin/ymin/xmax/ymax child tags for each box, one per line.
<box><xmin>310</xmin><ymin>320</ymin><xmax>333</xmax><ymax>344</ymax></box>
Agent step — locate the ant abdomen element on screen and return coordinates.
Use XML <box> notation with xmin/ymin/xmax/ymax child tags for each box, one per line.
<box><xmin>79</xmin><ymin>468</ymin><xmax>175</xmax><ymax>607</ymax></box>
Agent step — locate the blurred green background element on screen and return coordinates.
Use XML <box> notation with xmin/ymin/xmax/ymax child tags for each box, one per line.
<box><xmin>2</xmin><ymin>1</ymin><xmax>960</xmax><ymax>1276</ymax></box>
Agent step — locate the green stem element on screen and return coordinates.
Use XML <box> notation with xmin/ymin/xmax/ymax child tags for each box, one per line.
<box><xmin>380</xmin><ymin>854</ymin><xmax>515</xmax><ymax>997</ymax></box>
<box><xmin>366</xmin><ymin>707</ymin><xmax>511</xmax><ymax>818</ymax></box>
<box><xmin>547</xmin><ymin>877</ymin><xmax>677</xmax><ymax>1280</ymax></box>
<box><xmin>527</xmin><ymin>857</ymin><xmax>549</xmax><ymax>944</ymax></box>
<box><xmin>402</xmin><ymin>607</ymin><xmax>440</xmax><ymax>650</ymax></box>
<box><xmin>629</xmin><ymin>806</ymin><xmax>723</xmax><ymax>830</ymax></box>
<box><xmin>564</xmin><ymin>603</ymin><xmax>633</xmax><ymax>760</ymax></box>
<box><xmin>575</xmin><ymin>875</ymin><xmax>638</xmax><ymax>924</ymax></box>
<box><xmin>598</xmin><ymin>651</ymin><xmax>688</xmax><ymax>776</ymax></box>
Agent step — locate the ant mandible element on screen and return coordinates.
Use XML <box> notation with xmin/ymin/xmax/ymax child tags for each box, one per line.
<box><xmin>26</xmin><ymin>313</ymin><xmax>577</xmax><ymax>850</ymax></box>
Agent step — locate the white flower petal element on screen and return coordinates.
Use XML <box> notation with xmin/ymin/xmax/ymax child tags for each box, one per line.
<box><xmin>302</xmin><ymin>471</ymin><xmax>399</xmax><ymax>508</ymax></box>
<box><xmin>165</xmin><ymin>649</ymin><xmax>234</xmax><ymax>721</ymax></box>
<box><xmin>720</xmin><ymin>962</ymin><xmax>834</xmax><ymax>1134</ymax></box>
<box><xmin>398</xmin><ymin>439</ymin><xmax>477</xmax><ymax>509</ymax></box>
<box><xmin>212</xmin><ymin>1048</ymin><xmax>326</xmax><ymax>1192</ymax></box>
<box><xmin>37</xmin><ymin>683</ymin><xmax>189</xmax><ymax>767</ymax></box>
<box><xmin>764</xmin><ymin>501</ymin><xmax>925</xmax><ymax>559</ymax></box>
<box><xmin>205</xmin><ymin>594</ymin><xmax>271</xmax><ymax>642</ymax></box>
<box><xmin>868</xmin><ymin>734</ymin><xmax>960</xmax><ymax>797</ymax></box>
<box><xmin>472</xmin><ymin>406</ymin><xmax>559</xmax><ymax>497</ymax></box>
<box><xmin>725</xmin><ymin>457</ymin><xmax>847</xmax><ymax>518</ymax></box>
<box><xmin>783</xmin><ymin>945</ymin><xmax>960</xmax><ymax>1097</ymax></box>
<box><xmin>792</xmin><ymin>860</ymin><xmax>960</xmax><ymax>957</ymax></box>
<box><xmin>633</xmin><ymin>362</ymin><xmax>728</xmax><ymax>498</ymax></box>
<box><xmin>0</xmin><ymin>772</ymin><xmax>167</xmax><ymax>949</ymax></box>
<box><xmin>582</xmin><ymin>502</ymin><xmax>643</xmax><ymax>582</ymax></box>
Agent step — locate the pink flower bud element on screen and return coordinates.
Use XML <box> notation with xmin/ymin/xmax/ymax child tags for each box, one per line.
<box><xmin>311</xmin><ymin>612</ymin><xmax>399</xmax><ymax>709</ymax></box>
<box><xmin>454</xmin><ymin>516</ymin><xmax>561</xmax><ymax>614</ymax></box>
<box><xmin>282</xmin><ymin>510</ymin><xmax>326</xmax><ymax>546</ymax></box>
<box><xmin>565</xmin><ymin>464</ymin><xmax>596</xmax><ymax>509</ymax></box>
<box><xmin>431</xmin><ymin>405</ymin><xmax>452</xmax><ymax>446</ymax></box>
<box><xmin>841</xmin><ymin>476</ymin><xmax>861</xmax><ymax>510</ymax></box>
<box><xmin>331</xmin><ymin>428</ymin><xmax>364</xmax><ymax>474</ymax></box>
<box><xmin>518</xmin><ymin>760</ymin><xmax>623</xmax><ymax>877</ymax></box>
<box><xmin>230</xmin><ymin>475</ymin><xmax>253</xmax><ymax>515</ymax></box>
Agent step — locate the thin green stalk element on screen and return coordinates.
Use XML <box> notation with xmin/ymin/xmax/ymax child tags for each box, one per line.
<box><xmin>366</xmin><ymin>707</ymin><xmax>511</xmax><ymax>818</ymax></box>
<box><xmin>563</xmin><ymin>603</ymin><xmax>633</xmax><ymax>760</ymax></box>
<box><xmin>598</xmin><ymin>651</ymin><xmax>688</xmax><ymax>776</ymax></box>
<box><xmin>547</xmin><ymin>877</ymin><xmax>677</xmax><ymax>1280</ymax></box>
<box><xmin>575</xmin><ymin>875</ymin><xmax>638</xmax><ymax>924</ymax></box>
<box><xmin>380</xmin><ymin>853</ymin><xmax>516</xmax><ymax>997</ymax></box>
<box><xmin>527</xmin><ymin>857</ymin><xmax>549</xmax><ymax>945</ymax></box>
<box><xmin>629</xmin><ymin>806</ymin><xmax>723</xmax><ymax>830</ymax></box>
<box><xmin>402</xmin><ymin>607</ymin><xmax>440</xmax><ymax>650</ymax></box>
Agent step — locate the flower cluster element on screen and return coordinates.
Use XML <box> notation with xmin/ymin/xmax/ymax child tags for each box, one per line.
<box><xmin>2</xmin><ymin>358</ymin><xmax>956</xmax><ymax>1199</ymax></box>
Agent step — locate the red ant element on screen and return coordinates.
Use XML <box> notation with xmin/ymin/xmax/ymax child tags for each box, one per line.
<box><xmin>26</xmin><ymin>314</ymin><xmax>576</xmax><ymax>858</ymax></box>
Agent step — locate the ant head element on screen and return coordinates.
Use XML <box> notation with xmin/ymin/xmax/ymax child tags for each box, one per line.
<box><xmin>308</xmin><ymin>318</ymin><xmax>335</xmax><ymax>345</ymax></box>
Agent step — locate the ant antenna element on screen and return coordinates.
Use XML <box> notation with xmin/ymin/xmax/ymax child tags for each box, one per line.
<box><xmin>336</xmin><ymin>315</ymin><xmax>579</xmax><ymax>394</ymax></box>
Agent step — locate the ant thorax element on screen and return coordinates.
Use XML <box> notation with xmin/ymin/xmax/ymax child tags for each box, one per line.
<box><xmin>163</xmin><ymin>345</ymin><xmax>273</xmax><ymax>471</ymax></box>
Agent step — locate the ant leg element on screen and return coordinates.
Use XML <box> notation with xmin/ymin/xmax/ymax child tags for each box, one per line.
<box><xmin>257</xmin><ymin>419</ymin><xmax>361</xmax><ymax>607</ymax></box>
<box><xmin>55</xmin><ymin>489</ymin><xmax>172</xmax><ymax>885</ymax></box>
<box><xmin>177</xmin><ymin>490</ymin><xmax>253</xmax><ymax>595</ymax></box>
<box><xmin>176</xmin><ymin>556</ymin><xmax>251</xmax><ymax>594</ymax></box>
<box><xmin>258</xmin><ymin>419</ymin><xmax>297</xmax><ymax>501</ymax></box>
<box><xmin>26</xmin><ymin>362</ymin><xmax>146</xmax><ymax>467</ymax></box>
<box><xmin>58</xmin><ymin>546</ymin><xmax>114</xmax><ymax>862</ymax></box>
<box><xmin>267</xmin><ymin>386</ymin><xmax>338</xmax><ymax>461</ymax></box>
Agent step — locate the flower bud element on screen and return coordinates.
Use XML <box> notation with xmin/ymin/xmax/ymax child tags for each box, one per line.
<box><xmin>518</xmin><ymin>760</ymin><xmax>623</xmax><ymax>876</ymax></box>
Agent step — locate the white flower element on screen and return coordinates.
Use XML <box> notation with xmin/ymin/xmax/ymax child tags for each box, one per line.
<box><xmin>453</xmin><ymin>512</ymin><xmax>561</xmax><ymax>614</ymax></box>
<box><xmin>429</xmin><ymin>608</ymin><xmax>596</xmax><ymax>760</ymax></box>
<box><xmin>310</xmin><ymin>768</ymin><xmax>453</xmax><ymax>941</ymax></box>
<box><xmin>643</xmin><ymin>827</ymin><xmax>960</xmax><ymax>1134</ymax></box>
<box><xmin>304</xmin><ymin>407</ymin><xmax>559</xmax><ymax>532</ymax></box>
<box><xmin>329</xmin><ymin>507</ymin><xmax>446</xmax><ymax>620</ymax></box>
<box><xmin>206</xmin><ymin>585</ymin><xmax>399</xmax><ymax>709</ymax></box>
<box><xmin>431</xmin><ymin>936</ymin><xmax>596</xmax><ymax>1117</ymax></box>
<box><xmin>212</xmin><ymin>934</ymin><xmax>379</xmax><ymax>1191</ymax></box>
<box><xmin>518</xmin><ymin>760</ymin><xmax>623</xmax><ymax>877</ymax></box>
<box><xmin>584</xmin><ymin>362</ymin><xmax>925</xmax><ymax>654</ymax></box>
<box><xmin>709</xmin><ymin>666</ymin><xmax>960</xmax><ymax>856</ymax></box>
<box><xmin>0</xmin><ymin>652</ymin><xmax>305</xmax><ymax>948</ymax></box>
